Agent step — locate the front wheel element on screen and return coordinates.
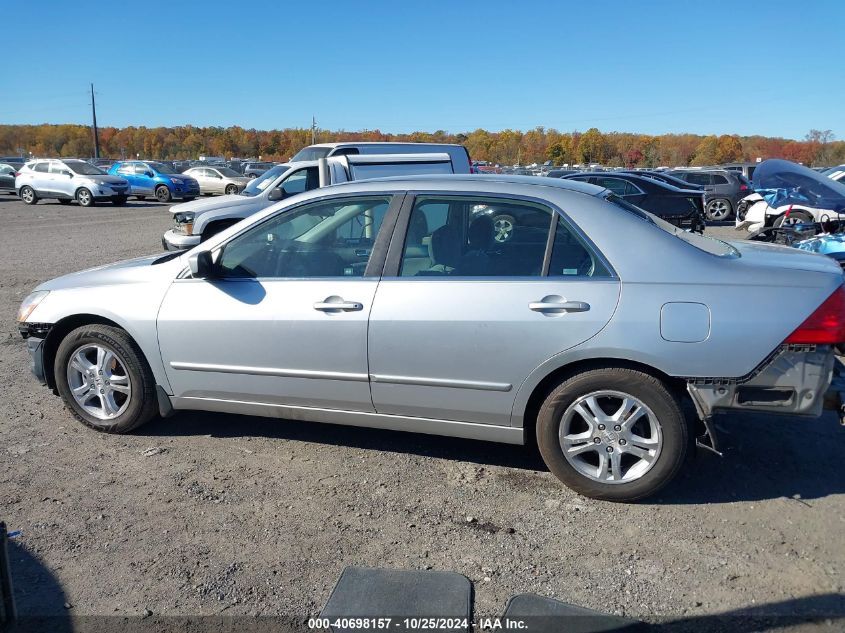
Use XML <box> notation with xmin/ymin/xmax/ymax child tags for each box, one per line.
<box><xmin>155</xmin><ymin>186</ymin><xmax>172</xmax><ymax>203</ymax></box>
<box><xmin>76</xmin><ymin>188</ymin><xmax>95</xmax><ymax>207</ymax></box>
<box><xmin>54</xmin><ymin>324</ymin><xmax>157</xmax><ymax>433</ymax></box>
<box><xmin>225</xmin><ymin>184</ymin><xmax>238</xmax><ymax>195</ymax></box>
<box><xmin>773</xmin><ymin>210</ymin><xmax>813</xmax><ymax>228</ymax></box>
<box><xmin>20</xmin><ymin>185</ymin><xmax>38</xmax><ymax>205</ymax></box>
<box><xmin>536</xmin><ymin>368</ymin><xmax>689</xmax><ymax>501</ymax></box>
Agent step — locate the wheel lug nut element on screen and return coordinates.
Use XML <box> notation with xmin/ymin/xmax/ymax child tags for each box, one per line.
<box><xmin>98</xmin><ymin>370</ymin><xmax>103</xmax><ymax>375</ymax></box>
<box><xmin>606</xmin><ymin>446</ymin><xmax>613</xmax><ymax>453</ymax></box>
<box><xmin>619</xmin><ymin>439</ymin><xmax>627</xmax><ymax>446</ymax></box>
<box><xmin>100</xmin><ymin>389</ymin><xmax>104</xmax><ymax>394</ymax></box>
<box><xmin>593</xmin><ymin>437</ymin><xmax>601</xmax><ymax>444</ymax></box>
<box><xmin>614</xmin><ymin>425</ymin><xmax>621</xmax><ymax>431</ymax></box>
<box><xmin>598</xmin><ymin>424</ymin><xmax>606</xmax><ymax>431</ymax></box>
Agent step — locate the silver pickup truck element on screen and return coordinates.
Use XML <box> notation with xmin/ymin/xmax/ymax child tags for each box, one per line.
<box><xmin>162</xmin><ymin>153</ymin><xmax>462</xmax><ymax>251</ymax></box>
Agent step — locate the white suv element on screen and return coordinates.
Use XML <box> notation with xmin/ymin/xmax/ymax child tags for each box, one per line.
<box><xmin>15</xmin><ymin>159</ymin><xmax>130</xmax><ymax>207</ymax></box>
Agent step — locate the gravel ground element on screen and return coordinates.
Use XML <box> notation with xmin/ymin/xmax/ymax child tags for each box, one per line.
<box><xmin>0</xmin><ymin>196</ymin><xmax>843</xmax><ymax>629</ymax></box>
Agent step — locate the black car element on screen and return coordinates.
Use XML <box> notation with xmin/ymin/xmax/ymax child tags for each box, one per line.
<box><xmin>562</xmin><ymin>172</ymin><xmax>706</xmax><ymax>231</ymax></box>
<box><xmin>668</xmin><ymin>169</ymin><xmax>752</xmax><ymax>222</ymax></box>
<box><xmin>0</xmin><ymin>163</ymin><xmax>17</xmax><ymax>193</ymax></box>
<box><xmin>547</xmin><ymin>168</ymin><xmax>578</xmax><ymax>178</ymax></box>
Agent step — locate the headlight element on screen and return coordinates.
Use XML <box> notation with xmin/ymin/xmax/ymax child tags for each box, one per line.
<box><xmin>18</xmin><ymin>290</ymin><xmax>49</xmax><ymax>322</ymax></box>
<box><xmin>171</xmin><ymin>178</ymin><xmax>184</xmax><ymax>185</ymax></box>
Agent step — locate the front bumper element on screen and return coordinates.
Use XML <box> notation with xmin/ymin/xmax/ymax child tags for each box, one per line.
<box><xmin>687</xmin><ymin>345</ymin><xmax>835</xmax><ymax>419</ymax></box>
<box><xmin>93</xmin><ymin>184</ymin><xmax>129</xmax><ymax>200</ymax></box>
<box><xmin>162</xmin><ymin>229</ymin><xmax>201</xmax><ymax>251</ymax></box>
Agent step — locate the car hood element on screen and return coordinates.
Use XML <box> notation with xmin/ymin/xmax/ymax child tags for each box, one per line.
<box><xmin>727</xmin><ymin>239</ymin><xmax>843</xmax><ymax>275</ymax></box>
<box><xmin>36</xmin><ymin>253</ymin><xmax>182</xmax><ymax>292</ymax></box>
<box><xmin>168</xmin><ymin>193</ymin><xmax>256</xmax><ymax>216</ymax></box>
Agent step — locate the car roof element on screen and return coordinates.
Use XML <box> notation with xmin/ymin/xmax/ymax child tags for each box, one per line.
<box><xmin>325</xmin><ymin>173</ymin><xmax>606</xmax><ymax>196</ymax></box>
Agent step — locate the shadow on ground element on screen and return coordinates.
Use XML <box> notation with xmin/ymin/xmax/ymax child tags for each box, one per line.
<box><xmin>140</xmin><ymin>406</ymin><xmax>845</xmax><ymax>505</ymax></box>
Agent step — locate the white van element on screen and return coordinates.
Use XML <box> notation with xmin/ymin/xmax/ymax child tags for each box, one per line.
<box><xmin>163</xmin><ymin>152</ymin><xmax>462</xmax><ymax>251</ymax></box>
<box><xmin>290</xmin><ymin>142</ymin><xmax>473</xmax><ymax>172</ymax></box>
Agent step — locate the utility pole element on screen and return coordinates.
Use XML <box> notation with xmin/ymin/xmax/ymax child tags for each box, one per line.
<box><xmin>90</xmin><ymin>83</ymin><xmax>100</xmax><ymax>159</ymax></box>
<box><xmin>311</xmin><ymin>116</ymin><xmax>316</xmax><ymax>145</ymax></box>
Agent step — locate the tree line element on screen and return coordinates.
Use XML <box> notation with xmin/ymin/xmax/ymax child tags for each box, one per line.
<box><xmin>0</xmin><ymin>124</ymin><xmax>841</xmax><ymax>168</ymax></box>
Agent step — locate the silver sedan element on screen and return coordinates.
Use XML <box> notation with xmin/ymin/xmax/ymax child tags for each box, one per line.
<box><xmin>17</xmin><ymin>175</ymin><xmax>845</xmax><ymax>501</ymax></box>
<box><xmin>183</xmin><ymin>166</ymin><xmax>251</xmax><ymax>196</ymax></box>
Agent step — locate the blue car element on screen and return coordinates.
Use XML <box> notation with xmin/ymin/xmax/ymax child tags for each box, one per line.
<box><xmin>108</xmin><ymin>161</ymin><xmax>200</xmax><ymax>203</ymax></box>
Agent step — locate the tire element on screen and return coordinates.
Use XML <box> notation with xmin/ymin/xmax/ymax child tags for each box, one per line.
<box><xmin>225</xmin><ymin>184</ymin><xmax>238</xmax><ymax>195</ymax></box>
<box><xmin>54</xmin><ymin>324</ymin><xmax>157</xmax><ymax>434</ymax></box>
<box><xmin>58</xmin><ymin>199</ymin><xmax>71</xmax><ymax>205</ymax></box>
<box><xmin>20</xmin><ymin>185</ymin><xmax>38</xmax><ymax>205</ymax></box>
<box><xmin>492</xmin><ymin>214</ymin><xmax>515</xmax><ymax>243</ymax></box>
<box><xmin>536</xmin><ymin>368</ymin><xmax>689</xmax><ymax>502</ymax></box>
<box><xmin>773</xmin><ymin>210</ymin><xmax>813</xmax><ymax>228</ymax></box>
<box><xmin>111</xmin><ymin>196</ymin><xmax>127</xmax><ymax>206</ymax></box>
<box><xmin>76</xmin><ymin>188</ymin><xmax>95</xmax><ymax>207</ymax></box>
<box><xmin>704</xmin><ymin>198</ymin><xmax>732</xmax><ymax>222</ymax></box>
<box><xmin>155</xmin><ymin>186</ymin><xmax>172</xmax><ymax>203</ymax></box>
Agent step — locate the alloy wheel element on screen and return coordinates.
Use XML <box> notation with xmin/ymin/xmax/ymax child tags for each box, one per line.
<box><xmin>66</xmin><ymin>344</ymin><xmax>132</xmax><ymax>420</ymax></box>
<box><xmin>77</xmin><ymin>189</ymin><xmax>92</xmax><ymax>206</ymax></box>
<box><xmin>492</xmin><ymin>216</ymin><xmax>514</xmax><ymax>242</ymax></box>
<box><xmin>21</xmin><ymin>187</ymin><xmax>34</xmax><ymax>203</ymax></box>
<box><xmin>558</xmin><ymin>390</ymin><xmax>663</xmax><ymax>484</ymax></box>
<box><xmin>705</xmin><ymin>199</ymin><xmax>730</xmax><ymax>221</ymax></box>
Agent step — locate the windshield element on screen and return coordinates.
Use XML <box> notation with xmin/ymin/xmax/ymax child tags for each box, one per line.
<box><xmin>66</xmin><ymin>161</ymin><xmax>105</xmax><ymax>176</ymax></box>
<box><xmin>240</xmin><ymin>164</ymin><xmax>291</xmax><ymax>196</ymax></box>
<box><xmin>753</xmin><ymin>159</ymin><xmax>845</xmax><ymax>212</ymax></box>
<box><xmin>606</xmin><ymin>193</ymin><xmax>738</xmax><ymax>257</ymax></box>
<box><xmin>215</xmin><ymin>167</ymin><xmax>241</xmax><ymax>177</ymax></box>
<box><xmin>821</xmin><ymin>165</ymin><xmax>845</xmax><ymax>177</ymax></box>
<box><xmin>291</xmin><ymin>146</ymin><xmax>332</xmax><ymax>161</ymax></box>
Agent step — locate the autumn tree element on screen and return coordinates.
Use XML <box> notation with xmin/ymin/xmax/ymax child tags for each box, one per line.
<box><xmin>691</xmin><ymin>135</ymin><xmax>718</xmax><ymax>166</ymax></box>
<box><xmin>715</xmin><ymin>135</ymin><xmax>743</xmax><ymax>163</ymax></box>
<box><xmin>577</xmin><ymin>128</ymin><xmax>605</xmax><ymax>164</ymax></box>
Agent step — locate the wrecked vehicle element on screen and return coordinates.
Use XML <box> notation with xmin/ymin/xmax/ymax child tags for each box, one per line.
<box><xmin>18</xmin><ymin>175</ymin><xmax>845</xmax><ymax>501</ymax></box>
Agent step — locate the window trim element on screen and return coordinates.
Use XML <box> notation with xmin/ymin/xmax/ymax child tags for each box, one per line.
<box><xmin>380</xmin><ymin>190</ymin><xmax>617</xmax><ymax>280</ymax></box>
<box><xmin>187</xmin><ymin>191</ymin><xmax>407</xmax><ymax>282</ymax></box>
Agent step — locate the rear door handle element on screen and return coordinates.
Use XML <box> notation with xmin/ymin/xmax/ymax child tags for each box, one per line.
<box><xmin>529</xmin><ymin>300</ymin><xmax>590</xmax><ymax>313</ymax></box>
<box><xmin>313</xmin><ymin>297</ymin><xmax>364</xmax><ymax>312</ymax></box>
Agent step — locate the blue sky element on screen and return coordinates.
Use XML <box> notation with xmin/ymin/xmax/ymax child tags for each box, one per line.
<box><xmin>4</xmin><ymin>0</ymin><xmax>844</xmax><ymax>139</ymax></box>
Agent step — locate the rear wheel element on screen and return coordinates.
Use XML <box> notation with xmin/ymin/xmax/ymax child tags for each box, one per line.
<box><xmin>536</xmin><ymin>368</ymin><xmax>689</xmax><ymax>501</ymax></box>
<box><xmin>773</xmin><ymin>210</ymin><xmax>813</xmax><ymax>227</ymax></box>
<box><xmin>20</xmin><ymin>186</ymin><xmax>37</xmax><ymax>205</ymax></box>
<box><xmin>705</xmin><ymin>198</ymin><xmax>732</xmax><ymax>222</ymax></box>
<box><xmin>54</xmin><ymin>325</ymin><xmax>157</xmax><ymax>434</ymax></box>
<box><xmin>155</xmin><ymin>186</ymin><xmax>172</xmax><ymax>203</ymax></box>
<box><xmin>76</xmin><ymin>188</ymin><xmax>95</xmax><ymax>207</ymax></box>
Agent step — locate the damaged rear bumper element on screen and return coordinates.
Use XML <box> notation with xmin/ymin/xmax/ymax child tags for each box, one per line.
<box><xmin>686</xmin><ymin>344</ymin><xmax>836</xmax><ymax>421</ymax></box>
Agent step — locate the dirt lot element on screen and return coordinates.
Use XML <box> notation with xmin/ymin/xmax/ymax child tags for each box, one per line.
<box><xmin>0</xmin><ymin>195</ymin><xmax>843</xmax><ymax>628</ymax></box>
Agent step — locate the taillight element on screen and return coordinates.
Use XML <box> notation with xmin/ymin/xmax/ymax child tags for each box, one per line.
<box><xmin>740</xmin><ymin>184</ymin><xmax>748</xmax><ymax>191</ymax></box>
<box><xmin>784</xmin><ymin>284</ymin><xmax>845</xmax><ymax>344</ymax></box>
<box><xmin>14</xmin><ymin>172</ymin><xmax>20</xmax><ymax>177</ymax></box>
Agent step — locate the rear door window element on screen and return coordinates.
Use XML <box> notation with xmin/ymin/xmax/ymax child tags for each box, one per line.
<box><xmin>397</xmin><ymin>196</ymin><xmax>609</xmax><ymax>278</ymax></box>
<box><xmin>712</xmin><ymin>174</ymin><xmax>729</xmax><ymax>185</ymax></box>
<box><xmin>33</xmin><ymin>162</ymin><xmax>49</xmax><ymax>173</ymax></box>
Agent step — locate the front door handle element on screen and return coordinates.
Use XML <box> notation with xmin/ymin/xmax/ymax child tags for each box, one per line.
<box><xmin>529</xmin><ymin>298</ymin><xmax>590</xmax><ymax>314</ymax></box>
<box><xmin>313</xmin><ymin>296</ymin><xmax>364</xmax><ymax>312</ymax></box>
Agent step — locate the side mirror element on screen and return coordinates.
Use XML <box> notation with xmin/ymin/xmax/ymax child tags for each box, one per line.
<box><xmin>145</xmin><ymin>171</ymin><xmax>154</xmax><ymax>178</ymax></box>
<box><xmin>268</xmin><ymin>188</ymin><xmax>285</xmax><ymax>202</ymax></box>
<box><xmin>188</xmin><ymin>250</ymin><xmax>216</xmax><ymax>279</ymax></box>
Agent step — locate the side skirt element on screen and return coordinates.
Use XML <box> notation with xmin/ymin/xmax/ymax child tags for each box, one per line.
<box><xmin>170</xmin><ymin>396</ymin><xmax>525</xmax><ymax>445</ymax></box>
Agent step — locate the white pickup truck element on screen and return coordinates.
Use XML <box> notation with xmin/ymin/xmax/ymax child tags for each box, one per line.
<box><xmin>163</xmin><ymin>152</ymin><xmax>462</xmax><ymax>251</ymax></box>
